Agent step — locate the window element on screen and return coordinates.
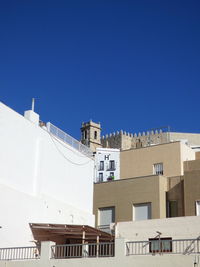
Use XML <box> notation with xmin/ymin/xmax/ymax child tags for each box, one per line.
<box><xmin>153</xmin><ymin>163</ymin><xmax>163</xmax><ymax>175</ymax></box>
<box><xmin>99</xmin><ymin>161</ymin><xmax>104</xmax><ymax>171</ymax></box>
<box><xmin>98</xmin><ymin>173</ymin><xmax>103</xmax><ymax>182</ymax></box>
<box><xmin>84</xmin><ymin>130</ymin><xmax>87</xmax><ymax>139</ymax></box>
<box><xmin>110</xmin><ymin>172</ymin><xmax>114</xmax><ymax>177</ymax></box>
<box><xmin>133</xmin><ymin>203</ymin><xmax>151</xmax><ymax>221</ymax></box>
<box><xmin>98</xmin><ymin>207</ymin><xmax>115</xmax><ymax>229</ymax></box>
<box><xmin>196</xmin><ymin>201</ymin><xmax>200</xmax><ymax>216</ymax></box>
<box><xmin>108</xmin><ymin>160</ymin><xmax>115</xmax><ymax>170</ymax></box>
<box><xmin>167</xmin><ymin>200</ymin><xmax>178</xmax><ymax>217</ymax></box>
<box><xmin>149</xmin><ymin>238</ymin><xmax>172</xmax><ymax>253</ymax></box>
<box><xmin>94</xmin><ymin>131</ymin><xmax>97</xmax><ymax>139</ymax></box>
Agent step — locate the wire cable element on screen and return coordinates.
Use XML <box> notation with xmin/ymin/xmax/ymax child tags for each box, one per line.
<box><xmin>45</xmin><ymin>127</ymin><xmax>93</xmax><ymax>159</ymax></box>
<box><xmin>48</xmin><ymin>132</ymin><xmax>93</xmax><ymax>166</ymax></box>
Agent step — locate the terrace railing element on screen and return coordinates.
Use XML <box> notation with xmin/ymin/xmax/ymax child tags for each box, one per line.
<box><xmin>46</xmin><ymin>122</ymin><xmax>93</xmax><ymax>158</ymax></box>
<box><xmin>0</xmin><ymin>246</ymin><xmax>40</xmax><ymax>261</ymax></box>
<box><xmin>51</xmin><ymin>242</ymin><xmax>115</xmax><ymax>259</ymax></box>
<box><xmin>126</xmin><ymin>239</ymin><xmax>200</xmax><ymax>256</ymax></box>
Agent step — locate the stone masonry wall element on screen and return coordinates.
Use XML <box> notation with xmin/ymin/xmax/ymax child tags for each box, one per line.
<box><xmin>101</xmin><ymin>130</ymin><xmax>169</xmax><ymax>150</ymax></box>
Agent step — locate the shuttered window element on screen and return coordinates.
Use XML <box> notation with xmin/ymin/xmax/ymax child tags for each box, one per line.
<box><xmin>153</xmin><ymin>163</ymin><xmax>163</xmax><ymax>175</ymax></box>
<box><xmin>99</xmin><ymin>207</ymin><xmax>115</xmax><ymax>226</ymax></box>
<box><xmin>133</xmin><ymin>203</ymin><xmax>151</xmax><ymax>221</ymax></box>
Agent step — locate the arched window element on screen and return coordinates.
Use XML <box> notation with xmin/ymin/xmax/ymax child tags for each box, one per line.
<box><xmin>94</xmin><ymin>131</ymin><xmax>97</xmax><ymax>139</ymax></box>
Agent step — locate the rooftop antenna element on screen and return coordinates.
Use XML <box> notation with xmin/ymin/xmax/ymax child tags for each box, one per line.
<box><xmin>32</xmin><ymin>98</ymin><xmax>35</xmax><ymax>111</ymax></box>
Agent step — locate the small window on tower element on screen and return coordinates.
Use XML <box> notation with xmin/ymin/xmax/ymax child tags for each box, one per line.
<box><xmin>85</xmin><ymin>131</ymin><xmax>87</xmax><ymax>139</ymax></box>
<box><xmin>94</xmin><ymin>131</ymin><xmax>97</xmax><ymax>139</ymax></box>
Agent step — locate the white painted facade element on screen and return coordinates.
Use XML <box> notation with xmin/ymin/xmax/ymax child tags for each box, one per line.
<box><xmin>94</xmin><ymin>148</ymin><xmax>120</xmax><ymax>183</ymax></box>
<box><xmin>116</xmin><ymin>216</ymin><xmax>200</xmax><ymax>240</ymax></box>
<box><xmin>0</xmin><ymin>102</ymin><xmax>94</xmax><ymax>247</ymax></box>
<box><xmin>0</xmin><ymin>217</ymin><xmax>200</xmax><ymax>266</ymax></box>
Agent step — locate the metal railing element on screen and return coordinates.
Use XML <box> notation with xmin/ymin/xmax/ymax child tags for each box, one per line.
<box><xmin>126</xmin><ymin>239</ymin><xmax>200</xmax><ymax>256</ymax></box>
<box><xmin>51</xmin><ymin>242</ymin><xmax>114</xmax><ymax>259</ymax></box>
<box><xmin>0</xmin><ymin>246</ymin><xmax>40</xmax><ymax>261</ymax></box>
<box><xmin>46</xmin><ymin>122</ymin><xmax>93</xmax><ymax>158</ymax></box>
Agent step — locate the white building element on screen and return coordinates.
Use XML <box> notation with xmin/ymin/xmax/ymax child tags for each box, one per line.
<box><xmin>0</xmin><ymin>217</ymin><xmax>200</xmax><ymax>267</ymax></box>
<box><xmin>0</xmin><ymin>102</ymin><xmax>94</xmax><ymax>247</ymax></box>
<box><xmin>94</xmin><ymin>148</ymin><xmax>120</xmax><ymax>183</ymax></box>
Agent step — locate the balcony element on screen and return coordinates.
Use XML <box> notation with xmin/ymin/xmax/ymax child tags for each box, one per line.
<box><xmin>107</xmin><ymin>176</ymin><xmax>115</xmax><ymax>181</ymax></box>
<box><xmin>0</xmin><ymin>246</ymin><xmax>40</xmax><ymax>260</ymax></box>
<box><xmin>107</xmin><ymin>166</ymin><xmax>116</xmax><ymax>171</ymax></box>
<box><xmin>51</xmin><ymin>242</ymin><xmax>114</xmax><ymax>258</ymax></box>
<box><xmin>126</xmin><ymin>238</ymin><xmax>200</xmax><ymax>255</ymax></box>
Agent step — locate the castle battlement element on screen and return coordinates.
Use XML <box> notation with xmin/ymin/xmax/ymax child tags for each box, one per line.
<box><xmin>101</xmin><ymin>128</ymin><xmax>169</xmax><ymax>150</ymax></box>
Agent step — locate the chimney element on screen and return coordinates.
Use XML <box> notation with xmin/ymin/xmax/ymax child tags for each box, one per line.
<box><xmin>24</xmin><ymin>98</ymin><xmax>39</xmax><ymax>125</ymax></box>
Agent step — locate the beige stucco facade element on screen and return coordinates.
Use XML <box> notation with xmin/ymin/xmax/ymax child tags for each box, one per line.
<box><xmin>183</xmin><ymin>159</ymin><xmax>200</xmax><ymax>216</ymax></box>
<box><xmin>167</xmin><ymin>176</ymin><xmax>184</xmax><ymax>216</ymax></box>
<box><xmin>93</xmin><ymin>141</ymin><xmax>200</xmax><ymax>227</ymax></box>
<box><xmin>120</xmin><ymin>141</ymin><xmax>195</xmax><ymax>179</ymax></box>
<box><xmin>93</xmin><ymin>175</ymin><xmax>167</xmax><ymax>227</ymax></box>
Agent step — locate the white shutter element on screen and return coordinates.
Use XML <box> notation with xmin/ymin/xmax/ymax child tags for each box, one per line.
<box><xmin>99</xmin><ymin>207</ymin><xmax>115</xmax><ymax>226</ymax></box>
<box><xmin>133</xmin><ymin>203</ymin><xmax>151</xmax><ymax>221</ymax></box>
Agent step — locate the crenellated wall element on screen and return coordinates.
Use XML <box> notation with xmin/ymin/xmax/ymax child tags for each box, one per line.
<box><xmin>101</xmin><ymin>129</ymin><xmax>169</xmax><ymax>150</ymax></box>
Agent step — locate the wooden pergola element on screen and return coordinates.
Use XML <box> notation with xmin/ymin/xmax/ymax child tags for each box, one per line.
<box><xmin>29</xmin><ymin>223</ymin><xmax>114</xmax><ymax>245</ymax></box>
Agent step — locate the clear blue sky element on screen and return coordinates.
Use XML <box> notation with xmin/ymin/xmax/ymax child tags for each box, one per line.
<box><xmin>0</xmin><ymin>0</ymin><xmax>200</xmax><ymax>139</ymax></box>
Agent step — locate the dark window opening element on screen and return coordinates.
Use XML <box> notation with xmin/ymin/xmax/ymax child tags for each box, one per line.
<box><xmin>99</xmin><ymin>161</ymin><xmax>104</xmax><ymax>171</ymax></box>
<box><xmin>98</xmin><ymin>173</ymin><xmax>103</xmax><ymax>182</ymax></box>
<box><xmin>167</xmin><ymin>200</ymin><xmax>178</xmax><ymax>218</ymax></box>
<box><xmin>108</xmin><ymin>160</ymin><xmax>115</xmax><ymax>170</ymax></box>
<box><xmin>149</xmin><ymin>238</ymin><xmax>172</xmax><ymax>253</ymax></box>
<box><xmin>94</xmin><ymin>131</ymin><xmax>97</xmax><ymax>139</ymax></box>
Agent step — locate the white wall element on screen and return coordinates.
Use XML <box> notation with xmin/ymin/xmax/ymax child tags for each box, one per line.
<box><xmin>0</xmin><ymin>102</ymin><xmax>94</xmax><ymax>246</ymax></box>
<box><xmin>0</xmin><ymin>183</ymin><xmax>94</xmax><ymax>247</ymax></box>
<box><xmin>95</xmin><ymin>148</ymin><xmax>120</xmax><ymax>182</ymax></box>
<box><xmin>116</xmin><ymin>216</ymin><xmax>200</xmax><ymax>241</ymax></box>
<box><xmin>0</xmin><ymin>240</ymin><xmax>199</xmax><ymax>267</ymax></box>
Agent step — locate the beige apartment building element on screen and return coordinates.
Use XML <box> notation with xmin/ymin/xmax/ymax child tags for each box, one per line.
<box><xmin>93</xmin><ymin>141</ymin><xmax>200</xmax><ymax>231</ymax></box>
<box><xmin>80</xmin><ymin>120</ymin><xmax>200</xmax><ymax>231</ymax></box>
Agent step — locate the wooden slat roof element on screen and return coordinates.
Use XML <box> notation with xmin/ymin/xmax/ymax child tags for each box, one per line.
<box><xmin>29</xmin><ymin>223</ymin><xmax>114</xmax><ymax>243</ymax></box>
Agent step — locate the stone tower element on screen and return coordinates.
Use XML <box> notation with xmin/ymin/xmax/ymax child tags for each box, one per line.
<box><xmin>81</xmin><ymin>120</ymin><xmax>102</xmax><ymax>152</ymax></box>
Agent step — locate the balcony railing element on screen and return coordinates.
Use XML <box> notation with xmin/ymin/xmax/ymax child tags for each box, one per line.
<box><xmin>51</xmin><ymin>242</ymin><xmax>114</xmax><ymax>259</ymax></box>
<box><xmin>107</xmin><ymin>167</ymin><xmax>116</xmax><ymax>171</ymax></box>
<box><xmin>46</xmin><ymin>122</ymin><xmax>93</xmax><ymax>158</ymax></box>
<box><xmin>126</xmin><ymin>239</ymin><xmax>200</xmax><ymax>256</ymax></box>
<box><xmin>0</xmin><ymin>246</ymin><xmax>40</xmax><ymax>261</ymax></box>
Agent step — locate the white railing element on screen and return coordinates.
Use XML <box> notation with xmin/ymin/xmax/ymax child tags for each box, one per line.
<box><xmin>126</xmin><ymin>239</ymin><xmax>200</xmax><ymax>256</ymax></box>
<box><xmin>0</xmin><ymin>246</ymin><xmax>40</xmax><ymax>260</ymax></box>
<box><xmin>51</xmin><ymin>242</ymin><xmax>115</xmax><ymax>259</ymax></box>
<box><xmin>46</xmin><ymin>122</ymin><xmax>93</xmax><ymax>158</ymax></box>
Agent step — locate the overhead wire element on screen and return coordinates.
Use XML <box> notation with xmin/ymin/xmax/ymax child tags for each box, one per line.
<box><xmin>48</xmin><ymin>132</ymin><xmax>93</xmax><ymax>166</ymax></box>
